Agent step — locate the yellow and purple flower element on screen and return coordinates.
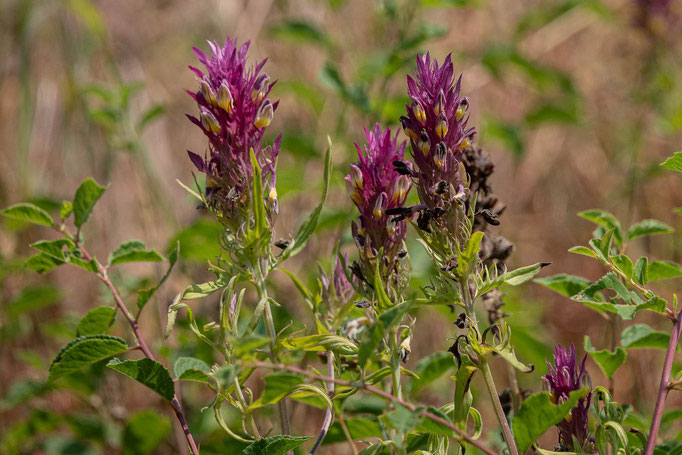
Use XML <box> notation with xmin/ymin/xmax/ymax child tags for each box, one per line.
<box><xmin>399</xmin><ymin>53</ymin><xmax>476</xmax><ymax>229</ymax></box>
<box><xmin>347</xmin><ymin>124</ymin><xmax>410</xmax><ymax>280</ymax></box>
<box><xmin>543</xmin><ymin>344</ymin><xmax>593</xmax><ymax>451</ymax></box>
<box><xmin>186</xmin><ymin>38</ymin><xmax>280</xmax><ymax>227</ymax></box>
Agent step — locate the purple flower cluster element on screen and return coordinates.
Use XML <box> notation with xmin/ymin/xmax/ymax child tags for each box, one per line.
<box><xmin>186</xmin><ymin>38</ymin><xmax>280</xmax><ymax>228</ymax></box>
<box><xmin>346</xmin><ymin>124</ymin><xmax>410</xmax><ymax>277</ymax></box>
<box><xmin>543</xmin><ymin>344</ymin><xmax>593</xmax><ymax>451</ymax></box>
<box><xmin>400</xmin><ymin>53</ymin><xmax>476</xmax><ymax>219</ymax></box>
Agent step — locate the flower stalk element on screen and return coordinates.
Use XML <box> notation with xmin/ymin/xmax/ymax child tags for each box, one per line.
<box><xmin>643</xmin><ymin>309</ymin><xmax>682</xmax><ymax>455</ymax></box>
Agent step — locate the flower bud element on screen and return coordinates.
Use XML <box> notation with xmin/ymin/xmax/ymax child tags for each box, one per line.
<box><xmin>199</xmin><ymin>78</ymin><xmax>216</xmax><ymax>106</ymax></box>
<box><xmin>200</xmin><ymin>109</ymin><xmax>221</xmax><ymax>134</ymax></box>
<box><xmin>373</xmin><ymin>193</ymin><xmax>385</xmax><ymax>219</ymax></box>
<box><xmin>349</xmin><ymin>163</ymin><xmax>363</xmax><ymax>190</ymax></box>
<box><xmin>435</xmin><ymin>113</ymin><xmax>448</xmax><ymax>139</ymax></box>
<box><xmin>252</xmin><ymin>74</ymin><xmax>270</xmax><ymax>102</ymax></box>
<box><xmin>418</xmin><ymin>130</ymin><xmax>430</xmax><ymax>156</ymax></box>
<box><xmin>411</xmin><ymin>98</ymin><xmax>426</xmax><ymax>126</ymax></box>
<box><xmin>217</xmin><ymin>80</ymin><xmax>234</xmax><ymax>113</ymax></box>
<box><xmin>399</xmin><ymin>336</ymin><xmax>411</xmax><ymax>363</ymax></box>
<box><xmin>392</xmin><ymin>175</ymin><xmax>410</xmax><ymax>202</ymax></box>
<box><xmin>456</xmin><ymin>98</ymin><xmax>469</xmax><ymax>121</ymax></box>
<box><xmin>254</xmin><ymin>100</ymin><xmax>273</xmax><ymax>129</ymax></box>
<box><xmin>434</xmin><ymin>142</ymin><xmax>447</xmax><ymax>168</ymax></box>
<box><xmin>435</xmin><ymin>90</ymin><xmax>446</xmax><ymax>115</ymax></box>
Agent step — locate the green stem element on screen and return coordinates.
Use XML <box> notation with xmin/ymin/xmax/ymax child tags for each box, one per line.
<box><xmin>234</xmin><ymin>377</ymin><xmax>261</xmax><ymax>438</ymax></box>
<box><xmin>389</xmin><ymin>327</ymin><xmax>402</xmax><ymax>401</ymax></box>
<box><xmin>461</xmin><ymin>280</ymin><xmax>519</xmax><ymax>455</ymax></box>
<box><xmin>256</xmin><ymin>274</ymin><xmax>292</xmax><ymax>436</ymax></box>
<box><xmin>481</xmin><ymin>361</ymin><xmax>519</xmax><ymax>455</ymax></box>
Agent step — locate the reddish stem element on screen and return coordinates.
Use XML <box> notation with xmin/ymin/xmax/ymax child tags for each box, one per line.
<box><xmin>249</xmin><ymin>361</ymin><xmax>499</xmax><ymax>455</ymax></box>
<box><xmin>80</xmin><ymin>246</ymin><xmax>200</xmax><ymax>455</ymax></box>
<box><xmin>643</xmin><ymin>310</ymin><xmax>682</xmax><ymax>455</ymax></box>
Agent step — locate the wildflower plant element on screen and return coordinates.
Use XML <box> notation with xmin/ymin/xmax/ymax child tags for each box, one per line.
<box><xmin>4</xmin><ymin>31</ymin><xmax>682</xmax><ymax>455</ymax></box>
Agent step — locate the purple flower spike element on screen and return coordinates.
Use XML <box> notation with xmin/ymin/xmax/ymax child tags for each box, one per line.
<box><xmin>187</xmin><ymin>38</ymin><xmax>280</xmax><ymax>227</ymax></box>
<box><xmin>346</xmin><ymin>124</ymin><xmax>410</xmax><ymax>273</ymax></box>
<box><xmin>543</xmin><ymin>344</ymin><xmax>593</xmax><ymax>451</ymax></box>
<box><xmin>401</xmin><ymin>53</ymin><xmax>476</xmax><ymax>216</ymax></box>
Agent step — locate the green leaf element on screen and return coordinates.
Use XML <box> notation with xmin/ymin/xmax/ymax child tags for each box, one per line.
<box><xmin>634</xmin><ymin>257</ymin><xmax>648</xmax><ymax>285</ymax></box>
<box><xmin>60</xmin><ymin>201</ymin><xmax>73</xmax><ymax>219</ymax></box>
<box><xmin>410</xmin><ymin>351</ymin><xmax>455</xmax><ymax>393</ymax></box>
<box><xmin>415</xmin><ymin>406</ymin><xmax>456</xmax><ymax>437</ymax></box>
<box><xmin>534</xmin><ymin>274</ymin><xmax>592</xmax><ymax>298</ymax></box>
<box><xmin>48</xmin><ymin>335</ymin><xmax>128</xmax><ymax>382</ymax></box>
<box><xmin>108</xmin><ymin>240</ymin><xmax>164</xmax><ymax>265</ymax></box>
<box><xmin>584</xmin><ymin>336</ymin><xmax>626</xmax><ymax>379</ymax></box>
<box><xmin>25</xmin><ymin>253</ymin><xmax>64</xmax><ymax>274</ymax></box>
<box><xmin>278</xmin><ymin>137</ymin><xmax>333</xmax><ymax>262</ymax></box>
<box><xmin>324</xmin><ymin>417</ymin><xmax>382</xmax><ymax>444</ymax></box>
<box><xmin>374</xmin><ymin>253</ymin><xmax>393</xmax><ymax>310</ymax></box>
<box><xmin>250</xmin><ymin>148</ymin><xmax>267</xmax><ymax>238</ymax></box>
<box><xmin>578</xmin><ymin>209</ymin><xmax>623</xmax><ymax>246</ymax></box>
<box><xmin>76</xmin><ymin>306</ymin><xmax>116</xmax><ymax>336</ymax></box>
<box><xmin>661</xmin><ymin>151</ymin><xmax>682</xmax><ymax>172</ymax></box>
<box><xmin>269</xmin><ymin>20</ymin><xmax>331</xmax><ymax>48</ymax></box>
<box><xmin>627</xmin><ymin>219</ymin><xmax>673</xmax><ymax>240</ymax></box>
<box><xmin>31</xmin><ymin>238</ymin><xmax>75</xmax><ymax>261</ymax></box>
<box><xmin>122</xmin><ymin>410</ymin><xmax>172</xmax><ymax>455</ymax></box>
<box><xmin>647</xmin><ymin>260</ymin><xmax>682</xmax><ymax>281</ymax></box>
<box><xmin>73</xmin><ymin>178</ymin><xmax>107</xmax><ymax>227</ymax></box>
<box><xmin>512</xmin><ymin>390</ymin><xmax>587</xmax><ymax>453</ymax></box>
<box><xmin>0</xmin><ymin>202</ymin><xmax>53</xmax><ymax>227</ymax></box>
<box><xmin>67</xmin><ymin>255</ymin><xmax>99</xmax><ymax>273</ymax></box>
<box><xmin>611</xmin><ymin>254</ymin><xmax>634</xmax><ymax>279</ymax></box>
<box><xmin>252</xmin><ymin>372</ymin><xmax>304</xmax><ymax>407</ymax></box>
<box><xmin>573</xmin><ymin>272</ymin><xmax>641</xmax><ymax>306</ymax></box>
<box><xmin>568</xmin><ymin>245</ymin><xmax>600</xmax><ymax>260</ymax></box>
<box><xmin>107</xmin><ymin>358</ymin><xmax>175</xmax><ymax>401</ymax></box>
<box><xmin>239</xmin><ymin>435</ymin><xmax>311</xmax><ymax>455</ymax></box>
<box><xmin>503</xmin><ymin>262</ymin><xmax>550</xmax><ymax>286</ymax></box>
<box><xmin>121</xmin><ymin>410</ymin><xmax>172</xmax><ymax>454</ymax></box>
<box><xmin>173</xmin><ymin>357</ymin><xmax>210</xmax><ymax>382</ymax></box>
<box><xmin>137</xmin><ymin>104</ymin><xmax>165</xmax><ymax>130</ymax></box>
<box><xmin>357</xmin><ymin>323</ymin><xmax>385</xmax><ymax>369</ymax></box>
<box><xmin>8</xmin><ymin>285</ymin><xmax>60</xmax><ymax>316</ymax></box>
<box><xmin>382</xmin><ymin>404</ymin><xmax>419</xmax><ymax>433</ymax></box>
<box><xmin>621</xmin><ymin>324</ymin><xmax>670</xmax><ymax>350</ymax></box>
<box><xmin>213</xmin><ymin>365</ymin><xmax>237</xmax><ymax>392</ymax></box>
<box><xmin>137</xmin><ymin>242</ymin><xmax>179</xmax><ymax>310</ymax></box>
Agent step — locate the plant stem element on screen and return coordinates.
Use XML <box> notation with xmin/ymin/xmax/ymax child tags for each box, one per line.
<box><xmin>249</xmin><ymin>361</ymin><xmax>500</xmax><ymax>455</ymax></box>
<box><xmin>309</xmin><ymin>352</ymin><xmax>335</xmax><ymax>455</ymax></box>
<box><xmin>234</xmin><ymin>377</ymin><xmax>261</xmax><ymax>438</ymax></box>
<box><xmin>461</xmin><ymin>280</ymin><xmax>519</xmax><ymax>455</ymax></box>
<box><xmin>79</xmin><ymin>249</ymin><xmax>200</xmax><ymax>454</ymax></box>
<box><xmin>389</xmin><ymin>327</ymin><xmax>403</xmax><ymax>401</ymax></box>
<box><xmin>481</xmin><ymin>362</ymin><xmax>519</xmax><ymax>455</ymax></box>
<box><xmin>256</xmin><ymin>276</ymin><xmax>292</xmax><ymax>436</ymax></box>
<box><xmin>643</xmin><ymin>309</ymin><xmax>682</xmax><ymax>455</ymax></box>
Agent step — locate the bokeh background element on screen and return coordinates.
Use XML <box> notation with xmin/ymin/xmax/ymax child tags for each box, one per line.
<box><xmin>1</xmin><ymin>0</ymin><xmax>681</xmax><ymax>453</ymax></box>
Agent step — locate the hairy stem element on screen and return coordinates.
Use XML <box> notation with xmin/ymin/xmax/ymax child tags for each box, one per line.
<box><xmin>390</xmin><ymin>327</ymin><xmax>403</xmax><ymax>401</ymax></box>
<box><xmin>81</xmin><ymin>250</ymin><xmax>199</xmax><ymax>454</ymax></box>
<box><xmin>461</xmin><ymin>280</ymin><xmax>519</xmax><ymax>455</ymax></box>
<box><xmin>249</xmin><ymin>361</ymin><xmax>500</xmax><ymax>455</ymax></box>
<box><xmin>643</xmin><ymin>310</ymin><xmax>682</xmax><ymax>455</ymax></box>
<box><xmin>257</xmin><ymin>275</ymin><xmax>292</xmax><ymax>436</ymax></box>
<box><xmin>309</xmin><ymin>352</ymin><xmax>335</xmax><ymax>455</ymax></box>
<box><xmin>234</xmin><ymin>377</ymin><xmax>260</xmax><ymax>438</ymax></box>
<box><xmin>481</xmin><ymin>362</ymin><xmax>518</xmax><ymax>455</ymax></box>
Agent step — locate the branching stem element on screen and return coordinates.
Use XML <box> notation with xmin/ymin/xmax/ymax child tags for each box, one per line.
<box><xmin>249</xmin><ymin>361</ymin><xmax>500</xmax><ymax>455</ymax></box>
<box><xmin>643</xmin><ymin>309</ymin><xmax>682</xmax><ymax>455</ymax></box>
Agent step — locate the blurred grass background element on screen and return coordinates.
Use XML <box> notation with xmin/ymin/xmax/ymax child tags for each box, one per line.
<box><xmin>1</xmin><ymin>0</ymin><xmax>681</xmax><ymax>453</ymax></box>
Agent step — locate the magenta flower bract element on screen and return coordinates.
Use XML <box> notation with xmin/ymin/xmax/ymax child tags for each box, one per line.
<box><xmin>347</xmin><ymin>124</ymin><xmax>410</xmax><ymax>275</ymax></box>
<box><xmin>186</xmin><ymin>38</ymin><xmax>280</xmax><ymax>227</ymax></box>
<box><xmin>543</xmin><ymin>344</ymin><xmax>593</xmax><ymax>451</ymax></box>
<box><xmin>400</xmin><ymin>53</ymin><xmax>476</xmax><ymax>218</ymax></box>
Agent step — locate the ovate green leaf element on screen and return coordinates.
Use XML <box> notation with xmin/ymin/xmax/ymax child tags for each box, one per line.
<box><xmin>107</xmin><ymin>358</ymin><xmax>175</xmax><ymax>401</ymax></box>
<box><xmin>73</xmin><ymin>178</ymin><xmax>107</xmax><ymax>227</ymax></box>
<box><xmin>0</xmin><ymin>203</ymin><xmax>53</xmax><ymax>227</ymax></box>
<box><xmin>49</xmin><ymin>335</ymin><xmax>128</xmax><ymax>382</ymax></box>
